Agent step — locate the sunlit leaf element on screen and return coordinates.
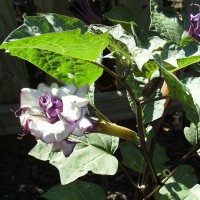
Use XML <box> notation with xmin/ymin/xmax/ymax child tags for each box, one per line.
<box><xmin>184</xmin><ymin>123</ymin><xmax>200</xmax><ymax>146</ymax></box>
<box><xmin>154</xmin><ymin>55</ymin><xmax>198</xmax><ymax>121</ymax></box>
<box><xmin>90</xmin><ymin>24</ymin><xmax>136</xmax><ymax>61</ymax></box>
<box><xmin>4</xmin><ymin>13</ymin><xmax>87</xmax><ymax>42</ymax></box>
<box><xmin>155</xmin><ymin>165</ymin><xmax>199</xmax><ymax>200</ymax></box>
<box><xmin>161</xmin><ymin>40</ymin><xmax>200</xmax><ymax>70</ymax></box>
<box><xmin>0</xmin><ymin>29</ymin><xmax>109</xmax><ymax>86</ymax></box>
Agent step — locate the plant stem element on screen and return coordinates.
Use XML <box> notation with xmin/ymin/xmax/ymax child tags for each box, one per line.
<box><xmin>83</xmin><ymin>60</ymin><xmax>159</xmax><ymax>191</ymax></box>
<box><xmin>136</xmin><ymin>103</ymin><xmax>159</xmax><ymax>185</ymax></box>
<box><xmin>119</xmin><ymin>162</ymin><xmax>140</xmax><ymax>189</ymax></box>
<box><xmin>140</xmin><ymin>96</ymin><xmax>170</xmax><ymax>106</ymax></box>
<box><xmin>142</xmin><ymin>141</ymin><xmax>200</xmax><ymax>200</ymax></box>
<box><xmin>141</xmin><ymin>99</ymin><xmax>172</xmax><ymax>187</ymax></box>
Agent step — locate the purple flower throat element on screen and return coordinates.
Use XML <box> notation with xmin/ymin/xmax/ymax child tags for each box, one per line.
<box><xmin>39</xmin><ymin>94</ymin><xmax>63</xmax><ymax>124</ymax></box>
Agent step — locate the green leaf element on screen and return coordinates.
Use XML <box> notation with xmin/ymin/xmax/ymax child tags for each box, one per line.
<box><xmin>1</xmin><ymin>30</ymin><xmax>109</xmax><ymax>61</ymax></box>
<box><xmin>184</xmin><ymin>77</ymin><xmax>200</xmax><ymax>112</ymax></box>
<box><xmin>103</xmin><ymin>6</ymin><xmax>138</xmax><ymax>36</ymax></box>
<box><xmin>29</xmin><ymin>133</ymin><xmax>119</xmax><ymax>185</ymax></box>
<box><xmin>120</xmin><ymin>141</ymin><xmax>145</xmax><ymax>173</ymax></box>
<box><xmin>90</xmin><ymin>24</ymin><xmax>136</xmax><ymax>61</ymax></box>
<box><xmin>154</xmin><ymin>55</ymin><xmax>198</xmax><ymax>115</ymax></box>
<box><xmin>120</xmin><ymin>142</ymin><xmax>168</xmax><ymax>175</ymax></box>
<box><xmin>150</xmin><ymin>0</ymin><xmax>183</xmax><ymax>43</ymax></box>
<box><xmin>104</xmin><ymin>6</ymin><xmax>134</xmax><ymax>23</ymax></box>
<box><xmin>179</xmin><ymin>184</ymin><xmax>200</xmax><ymax>200</ymax></box>
<box><xmin>6</xmin><ymin>50</ymin><xmax>102</xmax><ymax>86</ymax></box>
<box><xmin>182</xmin><ymin>77</ymin><xmax>200</xmax><ymax>124</ymax></box>
<box><xmin>153</xmin><ymin>144</ymin><xmax>169</xmax><ymax>175</ymax></box>
<box><xmin>161</xmin><ymin>40</ymin><xmax>200</xmax><ymax>70</ymax></box>
<box><xmin>132</xmin><ymin>36</ymin><xmax>166</xmax><ymax>74</ymax></box>
<box><xmin>155</xmin><ymin>165</ymin><xmax>199</xmax><ymax>200</ymax></box>
<box><xmin>5</xmin><ymin>13</ymin><xmax>88</xmax><ymax>42</ymax></box>
<box><xmin>1</xmin><ymin>29</ymin><xmax>109</xmax><ymax>85</ymax></box>
<box><xmin>42</xmin><ymin>180</ymin><xmax>106</xmax><ymax>200</ymax></box>
<box><xmin>142</xmin><ymin>98</ymin><xmax>166</xmax><ymax>125</ymax></box>
<box><xmin>142</xmin><ymin>76</ymin><xmax>166</xmax><ymax>124</ymax></box>
<box><xmin>0</xmin><ymin>14</ymin><xmax>105</xmax><ymax>86</ymax></box>
<box><xmin>184</xmin><ymin>123</ymin><xmax>200</xmax><ymax>146</ymax></box>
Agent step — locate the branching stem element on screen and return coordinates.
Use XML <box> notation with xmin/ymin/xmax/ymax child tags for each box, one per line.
<box><xmin>142</xmin><ymin>141</ymin><xmax>200</xmax><ymax>200</ymax></box>
<box><xmin>84</xmin><ymin>60</ymin><xmax>159</xmax><ymax>193</ymax></box>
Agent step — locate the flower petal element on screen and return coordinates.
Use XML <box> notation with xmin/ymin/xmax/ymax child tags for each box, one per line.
<box><xmin>37</xmin><ymin>83</ymin><xmax>48</xmax><ymax>92</ymax></box>
<box><xmin>63</xmin><ymin>95</ymin><xmax>89</xmax><ymax>108</ymax></box>
<box><xmin>29</xmin><ymin>119</ymin><xmax>72</xmax><ymax>143</ymax></box>
<box><xmin>61</xmin><ymin>95</ymin><xmax>89</xmax><ymax>121</ymax></box>
<box><xmin>72</xmin><ymin>117</ymin><xmax>92</xmax><ymax>136</ymax></box>
<box><xmin>21</xmin><ymin>88</ymin><xmax>43</xmax><ymax>115</ymax></box>
<box><xmin>56</xmin><ymin>83</ymin><xmax>77</xmax><ymax>97</ymax></box>
<box><xmin>60</xmin><ymin>140</ymin><xmax>77</xmax><ymax>157</ymax></box>
<box><xmin>75</xmin><ymin>84</ymin><xmax>89</xmax><ymax>97</ymax></box>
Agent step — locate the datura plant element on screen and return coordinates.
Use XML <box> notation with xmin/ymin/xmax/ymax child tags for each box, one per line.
<box><xmin>1</xmin><ymin>0</ymin><xmax>200</xmax><ymax>199</ymax></box>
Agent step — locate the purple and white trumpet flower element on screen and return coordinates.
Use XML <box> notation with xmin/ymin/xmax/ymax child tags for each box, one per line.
<box><xmin>189</xmin><ymin>4</ymin><xmax>200</xmax><ymax>41</ymax></box>
<box><xmin>19</xmin><ymin>82</ymin><xmax>92</xmax><ymax>157</ymax></box>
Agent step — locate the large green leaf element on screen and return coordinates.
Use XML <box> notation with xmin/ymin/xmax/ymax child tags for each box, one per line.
<box><xmin>4</xmin><ymin>13</ymin><xmax>88</xmax><ymax>42</ymax></box>
<box><xmin>150</xmin><ymin>0</ymin><xmax>183</xmax><ymax>43</ymax></box>
<box><xmin>0</xmin><ymin>29</ymin><xmax>109</xmax><ymax>85</ymax></box>
<box><xmin>155</xmin><ymin>165</ymin><xmax>199</xmax><ymax>200</ymax></box>
<box><xmin>29</xmin><ymin>133</ymin><xmax>119</xmax><ymax>185</ymax></box>
<box><xmin>1</xmin><ymin>30</ymin><xmax>109</xmax><ymax>61</ymax></box>
<box><xmin>42</xmin><ymin>180</ymin><xmax>106</xmax><ymax>200</ymax></box>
